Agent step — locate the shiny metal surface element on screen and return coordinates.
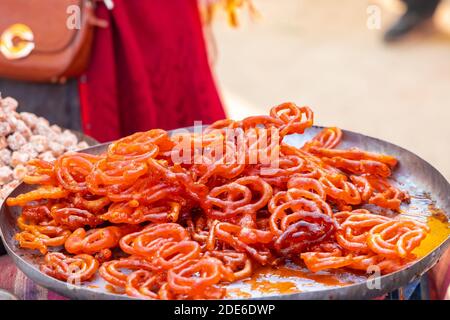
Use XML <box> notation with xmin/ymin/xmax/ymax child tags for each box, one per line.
<box><xmin>0</xmin><ymin>289</ymin><xmax>18</xmax><ymax>300</ymax></box>
<box><xmin>71</xmin><ymin>130</ymin><xmax>100</xmax><ymax>147</ymax></box>
<box><xmin>1</xmin><ymin>126</ymin><xmax>449</xmax><ymax>300</ymax></box>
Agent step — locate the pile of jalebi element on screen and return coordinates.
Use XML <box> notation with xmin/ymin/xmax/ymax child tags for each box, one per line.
<box><xmin>6</xmin><ymin>102</ymin><xmax>429</xmax><ymax>299</ymax></box>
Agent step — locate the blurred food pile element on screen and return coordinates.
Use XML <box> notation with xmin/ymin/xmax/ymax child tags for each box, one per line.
<box><xmin>200</xmin><ymin>0</ymin><xmax>258</xmax><ymax>27</ymax></box>
<box><xmin>0</xmin><ymin>96</ymin><xmax>90</xmax><ymax>201</ymax></box>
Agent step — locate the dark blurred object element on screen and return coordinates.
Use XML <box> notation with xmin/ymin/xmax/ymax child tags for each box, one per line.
<box><xmin>0</xmin><ymin>78</ymin><xmax>82</xmax><ymax>131</ymax></box>
<box><xmin>384</xmin><ymin>0</ymin><xmax>441</xmax><ymax>42</ymax></box>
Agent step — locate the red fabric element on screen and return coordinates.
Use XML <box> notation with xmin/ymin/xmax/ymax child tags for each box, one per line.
<box><xmin>429</xmin><ymin>248</ymin><xmax>450</xmax><ymax>300</ymax></box>
<box><xmin>81</xmin><ymin>0</ymin><xmax>226</xmax><ymax>142</ymax></box>
<box><xmin>78</xmin><ymin>79</ymin><xmax>91</xmax><ymax>135</ymax></box>
<box><xmin>0</xmin><ymin>255</ymin><xmax>66</xmax><ymax>300</ymax></box>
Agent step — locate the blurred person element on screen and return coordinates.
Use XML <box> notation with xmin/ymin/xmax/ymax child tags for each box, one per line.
<box><xmin>0</xmin><ymin>0</ymin><xmax>226</xmax><ymax>142</ymax></box>
<box><xmin>81</xmin><ymin>0</ymin><xmax>226</xmax><ymax>142</ymax></box>
<box><xmin>384</xmin><ymin>0</ymin><xmax>441</xmax><ymax>42</ymax></box>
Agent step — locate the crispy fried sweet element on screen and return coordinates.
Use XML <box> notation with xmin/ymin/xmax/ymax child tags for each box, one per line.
<box><xmin>204</xmin><ymin>176</ymin><xmax>272</xmax><ymax>219</ymax></box>
<box><xmin>167</xmin><ymin>257</ymin><xmax>232</xmax><ymax>299</ymax></box>
<box><xmin>99</xmin><ymin>256</ymin><xmax>157</xmax><ymax>288</ymax></box>
<box><xmin>23</xmin><ymin>159</ymin><xmax>56</xmax><ymax>185</ymax></box>
<box><xmin>55</xmin><ymin>153</ymin><xmax>101</xmax><ymax>193</ymax></box>
<box><xmin>367</xmin><ymin>220</ymin><xmax>429</xmax><ymax>259</ymax></box>
<box><xmin>303</xmin><ymin>127</ymin><xmax>342</xmax><ymax>150</ymax></box>
<box><xmin>153</xmin><ymin>240</ymin><xmax>201</xmax><ymax>270</ymax></box>
<box><xmin>274</xmin><ymin>209</ymin><xmax>337</xmax><ymax>256</ymax></box>
<box><xmin>16</xmin><ymin>215</ymin><xmax>71</xmax><ymax>254</ymax></box>
<box><xmin>206</xmin><ymin>250</ymin><xmax>253</xmax><ymax>280</ymax></box>
<box><xmin>7</xmin><ymin>186</ymin><xmax>69</xmax><ymax>206</ymax></box>
<box><xmin>7</xmin><ymin>102</ymin><xmax>429</xmax><ymax>299</ymax></box>
<box><xmin>301</xmin><ymin>248</ymin><xmax>353</xmax><ymax>273</ymax></box>
<box><xmin>335</xmin><ymin>209</ymin><xmax>391</xmax><ymax>253</ymax></box>
<box><xmin>50</xmin><ymin>207</ymin><xmax>103</xmax><ymax>230</ymax></box>
<box><xmin>214</xmin><ymin>221</ymin><xmax>273</xmax><ymax>264</ymax></box>
<box><xmin>119</xmin><ymin>223</ymin><xmax>189</xmax><ymax>259</ymax></box>
<box><xmin>15</xmin><ymin>228</ymin><xmax>71</xmax><ymax>255</ymax></box>
<box><xmin>64</xmin><ymin>225</ymin><xmax>134</xmax><ymax>255</ymax></box>
<box><xmin>40</xmin><ymin>252</ymin><xmax>98</xmax><ymax>282</ymax></box>
<box><xmin>125</xmin><ymin>270</ymin><xmax>165</xmax><ymax>299</ymax></box>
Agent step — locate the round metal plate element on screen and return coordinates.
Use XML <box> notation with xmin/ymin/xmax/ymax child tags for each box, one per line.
<box><xmin>1</xmin><ymin>126</ymin><xmax>449</xmax><ymax>300</ymax></box>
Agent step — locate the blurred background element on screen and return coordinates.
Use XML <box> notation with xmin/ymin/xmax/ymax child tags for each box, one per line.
<box><xmin>210</xmin><ymin>0</ymin><xmax>450</xmax><ymax>181</ymax></box>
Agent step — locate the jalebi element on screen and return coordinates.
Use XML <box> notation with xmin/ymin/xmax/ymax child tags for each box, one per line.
<box><xmin>6</xmin><ymin>102</ymin><xmax>430</xmax><ymax>299</ymax></box>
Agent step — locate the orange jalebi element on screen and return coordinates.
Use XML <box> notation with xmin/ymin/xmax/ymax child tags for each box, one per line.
<box><xmin>40</xmin><ymin>252</ymin><xmax>98</xmax><ymax>282</ymax></box>
<box><xmin>125</xmin><ymin>270</ymin><xmax>165</xmax><ymax>299</ymax></box>
<box><xmin>119</xmin><ymin>223</ymin><xmax>189</xmax><ymax>259</ymax></box>
<box><xmin>22</xmin><ymin>159</ymin><xmax>56</xmax><ymax>185</ymax></box>
<box><xmin>50</xmin><ymin>207</ymin><xmax>103</xmax><ymax>230</ymax></box>
<box><xmin>303</xmin><ymin>127</ymin><xmax>342</xmax><ymax>150</ymax></box>
<box><xmin>6</xmin><ymin>102</ymin><xmax>431</xmax><ymax>299</ymax></box>
<box><xmin>335</xmin><ymin>209</ymin><xmax>391</xmax><ymax>253</ymax></box>
<box><xmin>16</xmin><ymin>214</ymin><xmax>71</xmax><ymax>254</ymax></box>
<box><xmin>206</xmin><ymin>250</ymin><xmax>253</xmax><ymax>280</ymax></box>
<box><xmin>64</xmin><ymin>225</ymin><xmax>136</xmax><ymax>255</ymax></box>
<box><xmin>166</xmin><ymin>257</ymin><xmax>233</xmax><ymax>299</ymax></box>
<box><xmin>153</xmin><ymin>240</ymin><xmax>201</xmax><ymax>270</ymax></box>
<box><xmin>54</xmin><ymin>153</ymin><xmax>101</xmax><ymax>193</ymax></box>
<box><xmin>213</xmin><ymin>221</ymin><xmax>273</xmax><ymax>264</ymax></box>
<box><xmin>204</xmin><ymin>176</ymin><xmax>272</xmax><ymax>219</ymax></box>
<box><xmin>367</xmin><ymin>220</ymin><xmax>429</xmax><ymax>259</ymax></box>
<box><xmin>301</xmin><ymin>246</ymin><xmax>353</xmax><ymax>273</ymax></box>
<box><xmin>6</xmin><ymin>186</ymin><xmax>69</xmax><ymax>206</ymax></box>
<box><xmin>99</xmin><ymin>256</ymin><xmax>157</xmax><ymax>288</ymax></box>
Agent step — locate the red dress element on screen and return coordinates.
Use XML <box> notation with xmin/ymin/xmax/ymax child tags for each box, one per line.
<box><xmin>79</xmin><ymin>0</ymin><xmax>226</xmax><ymax>142</ymax></box>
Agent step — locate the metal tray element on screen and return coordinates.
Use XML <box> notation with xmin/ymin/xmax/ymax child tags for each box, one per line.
<box><xmin>1</xmin><ymin>126</ymin><xmax>449</xmax><ymax>300</ymax></box>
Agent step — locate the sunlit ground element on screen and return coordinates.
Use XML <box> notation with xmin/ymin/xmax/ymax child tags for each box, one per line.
<box><xmin>210</xmin><ymin>0</ymin><xmax>450</xmax><ymax>180</ymax></box>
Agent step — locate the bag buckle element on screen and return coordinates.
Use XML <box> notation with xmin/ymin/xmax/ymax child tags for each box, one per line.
<box><xmin>0</xmin><ymin>24</ymin><xmax>35</xmax><ymax>60</ymax></box>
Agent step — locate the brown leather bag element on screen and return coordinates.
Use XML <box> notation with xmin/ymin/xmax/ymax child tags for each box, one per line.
<box><xmin>0</xmin><ymin>0</ymin><xmax>104</xmax><ymax>83</ymax></box>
